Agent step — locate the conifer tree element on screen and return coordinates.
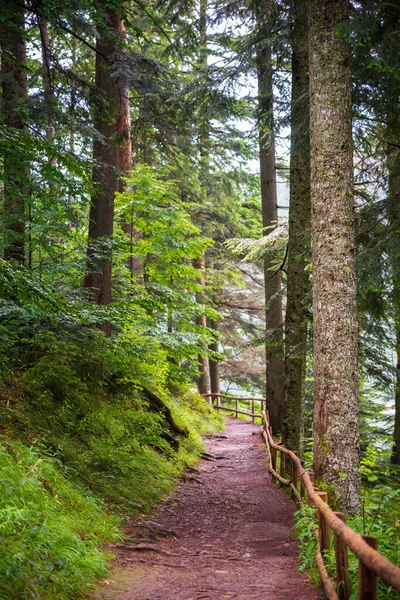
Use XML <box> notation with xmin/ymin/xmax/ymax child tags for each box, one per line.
<box><xmin>255</xmin><ymin>0</ymin><xmax>284</xmax><ymax>433</ymax></box>
<box><xmin>1</xmin><ymin>3</ymin><xmax>28</xmax><ymax>263</ymax></box>
<box><xmin>309</xmin><ymin>0</ymin><xmax>360</xmax><ymax>511</ymax></box>
<box><xmin>282</xmin><ymin>0</ymin><xmax>310</xmax><ymax>455</ymax></box>
<box><xmin>195</xmin><ymin>0</ymin><xmax>211</xmax><ymax>396</ymax></box>
<box><xmin>83</xmin><ymin>2</ymin><xmax>123</xmax><ymax>312</ymax></box>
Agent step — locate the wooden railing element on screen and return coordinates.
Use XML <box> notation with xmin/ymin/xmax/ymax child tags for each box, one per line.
<box><xmin>261</xmin><ymin>408</ymin><xmax>400</xmax><ymax>600</ymax></box>
<box><xmin>203</xmin><ymin>392</ymin><xmax>263</xmax><ymax>421</ymax></box>
<box><xmin>204</xmin><ymin>393</ymin><xmax>400</xmax><ymax>599</ymax></box>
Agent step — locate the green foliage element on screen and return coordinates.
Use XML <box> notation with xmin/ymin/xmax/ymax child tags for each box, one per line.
<box><xmin>0</xmin><ymin>255</ymin><xmax>223</xmax><ymax>598</ymax></box>
<box><xmin>293</xmin><ymin>474</ymin><xmax>400</xmax><ymax>599</ymax></box>
<box><xmin>293</xmin><ymin>504</ymin><xmax>319</xmax><ymax>582</ymax></box>
<box><xmin>0</xmin><ymin>325</ymin><xmax>222</xmax><ymax>597</ymax></box>
<box><xmin>0</xmin><ymin>439</ymin><xmax>119</xmax><ymax>600</ymax></box>
<box><xmin>116</xmin><ymin>165</ymin><xmax>212</xmax><ymax>285</ymax></box>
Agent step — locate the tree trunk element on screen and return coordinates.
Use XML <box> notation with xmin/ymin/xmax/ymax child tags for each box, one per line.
<box><xmin>194</xmin><ymin>255</ymin><xmax>211</xmax><ymax>395</ymax></box>
<box><xmin>282</xmin><ymin>0</ymin><xmax>310</xmax><ymax>455</ymax></box>
<box><xmin>38</xmin><ymin>19</ymin><xmax>56</xmax><ymax>148</ymax></box>
<box><xmin>83</xmin><ymin>4</ymin><xmax>121</xmax><ymax>311</ymax></box>
<box><xmin>194</xmin><ymin>0</ymin><xmax>210</xmax><ymax>396</ymax></box>
<box><xmin>256</xmin><ymin>4</ymin><xmax>285</xmax><ymax>433</ymax></box>
<box><xmin>382</xmin><ymin>6</ymin><xmax>400</xmax><ymax>465</ymax></box>
<box><xmin>387</xmin><ymin>113</ymin><xmax>400</xmax><ymax>465</ymax></box>
<box><xmin>208</xmin><ymin>318</ymin><xmax>220</xmax><ymax>396</ymax></box>
<box><xmin>116</xmin><ymin>17</ymin><xmax>142</xmax><ymax>279</ymax></box>
<box><xmin>309</xmin><ymin>0</ymin><xmax>360</xmax><ymax>512</ymax></box>
<box><xmin>1</xmin><ymin>5</ymin><xmax>28</xmax><ymax>263</ymax></box>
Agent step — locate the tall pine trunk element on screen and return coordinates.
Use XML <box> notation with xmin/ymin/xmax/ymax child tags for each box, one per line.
<box><xmin>1</xmin><ymin>5</ymin><xmax>28</xmax><ymax>263</ymax></box>
<box><xmin>282</xmin><ymin>0</ymin><xmax>310</xmax><ymax>454</ymax></box>
<box><xmin>256</xmin><ymin>4</ymin><xmax>285</xmax><ymax>433</ymax></box>
<box><xmin>309</xmin><ymin>0</ymin><xmax>360</xmax><ymax>511</ymax></box>
<box><xmin>195</xmin><ymin>0</ymin><xmax>211</xmax><ymax>396</ymax></box>
<box><xmin>387</xmin><ymin>113</ymin><xmax>400</xmax><ymax>465</ymax></box>
<box><xmin>116</xmin><ymin>18</ymin><xmax>141</xmax><ymax>279</ymax></box>
<box><xmin>83</xmin><ymin>5</ymin><xmax>122</xmax><ymax>310</ymax></box>
<box><xmin>382</xmin><ymin>6</ymin><xmax>400</xmax><ymax>466</ymax></box>
<box><xmin>38</xmin><ymin>19</ymin><xmax>55</xmax><ymax>148</ymax></box>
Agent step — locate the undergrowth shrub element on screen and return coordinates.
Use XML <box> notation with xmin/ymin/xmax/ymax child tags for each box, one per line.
<box><xmin>293</xmin><ymin>474</ymin><xmax>400</xmax><ymax>599</ymax></box>
<box><xmin>0</xmin><ymin>439</ymin><xmax>120</xmax><ymax>600</ymax></box>
<box><xmin>0</xmin><ymin>259</ymin><xmax>224</xmax><ymax>598</ymax></box>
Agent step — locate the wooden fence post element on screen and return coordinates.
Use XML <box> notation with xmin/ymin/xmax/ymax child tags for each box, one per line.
<box><xmin>300</xmin><ymin>462</ymin><xmax>305</xmax><ymax>500</ymax></box>
<box><xmin>217</xmin><ymin>394</ymin><xmax>221</xmax><ymax>408</ymax></box>
<box><xmin>252</xmin><ymin>398</ymin><xmax>255</xmax><ymax>422</ymax></box>
<box><xmin>271</xmin><ymin>444</ymin><xmax>277</xmax><ymax>472</ymax></box>
<box><xmin>291</xmin><ymin>452</ymin><xmax>298</xmax><ymax>500</ymax></box>
<box><xmin>358</xmin><ymin>536</ymin><xmax>378</xmax><ymax>600</ymax></box>
<box><xmin>279</xmin><ymin>446</ymin><xmax>286</xmax><ymax>482</ymax></box>
<box><xmin>235</xmin><ymin>397</ymin><xmax>238</xmax><ymax>418</ymax></box>
<box><xmin>316</xmin><ymin>491</ymin><xmax>330</xmax><ymax>554</ymax></box>
<box><xmin>333</xmin><ymin>512</ymin><xmax>351</xmax><ymax>600</ymax></box>
<box><xmin>307</xmin><ymin>472</ymin><xmax>314</xmax><ymax>506</ymax></box>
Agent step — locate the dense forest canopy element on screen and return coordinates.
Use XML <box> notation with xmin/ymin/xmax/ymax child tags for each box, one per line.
<box><xmin>0</xmin><ymin>0</ymin><xmax>400</xmax><ymax>598</ymax></box>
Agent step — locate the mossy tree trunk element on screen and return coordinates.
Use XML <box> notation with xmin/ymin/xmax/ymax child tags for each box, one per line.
<box><xmin>309</xmin><ymin>0</ymin><xmax>360</xmax><ymax>512</ymax></box>
<box><xmin>282</xmin><ymin>0</ymin><xmax>310</xmax><ymax>455</ymax></box>
<box><xmin>1</xmin><ymin>4</ymin><xmax>28</xmax><ymax>264</ymax></box>
<box><xmin>256</xmin><ymin>3</ymin><xmax>285</xmax><ymax>433</ymax></box>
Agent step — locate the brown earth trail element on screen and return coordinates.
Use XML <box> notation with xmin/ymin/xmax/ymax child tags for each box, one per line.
<box><xmin>94</xmin><ymin>418</ymin><xmax>321</xmax><ymax>600</ymax></box>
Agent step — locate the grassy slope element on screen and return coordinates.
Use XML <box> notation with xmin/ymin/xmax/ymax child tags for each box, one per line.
<box><xmin>0</xmin><ymin>373</ymin><xmax>223</xmax><ymax>599</ymax></box>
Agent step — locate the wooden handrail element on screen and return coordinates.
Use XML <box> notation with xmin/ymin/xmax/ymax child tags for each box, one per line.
<box><xmin>261</xmin><ymin>409</ymin><xmax>400</xmax><ymax>597</ymax></box>
<box><xmin>202</xmin><ymin>393</ymin><xmax>262</xmax><ymax>421</ymax></box>
<box><xmin>203</xmin><ymin>393</ymin><xmax>265</xmax><ymax>402</ymax></box>
<box><xmin>213</xmin><ymin>405</ymin><xmax>261</xmax><ymax>418</ymax></box>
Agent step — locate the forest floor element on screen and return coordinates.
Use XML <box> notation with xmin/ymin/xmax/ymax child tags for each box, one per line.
<box><xmin>93</xmin><ymin>417</ymin><xmax>322</xmax><ymax>600</ymax></box>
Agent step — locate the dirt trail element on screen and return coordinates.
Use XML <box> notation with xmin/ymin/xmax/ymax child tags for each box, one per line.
<box><xmin>94</xmin><ymin>418</ymin><xmax>321</xmax><ymax>600</ymax></box>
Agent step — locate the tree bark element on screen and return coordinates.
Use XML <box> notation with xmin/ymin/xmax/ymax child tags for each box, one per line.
<box><xmin>309</xmin><ymin>0</ymin><xmax>360</xmax><ymax>512</ymax></box>
<box><xmin>194</xmin><ymin>255</ymin><xmax>211</xmax><ymax>395</ymax></box>
<box><xmin>83</xmin><ymin>4</ymin><xmax>121</xmax><ymax>311</ymax></box>
<box><xmin>194</xmin><ymin>0</ymin><xmax>211</xmax><ymax>396</ymax></box>
<box><xmin>256</xmin><ymin>3</ymin><xmax>285</xmax><ymax>433</ymax></box>
<box><xmin>282</xmin><ymin>0</ymin><xmax>310</xmax><ymax>455</ymax></box>
<box><xmin>208</xmin><ymin>318</ymin><xmax>220</xmax><ymax>396</ymax></box>
<box><xmin>1</xmin><ymin>5</ymin><xmax>28</xmax><ymax>263</ymax></box>
<box><xmin>38</xmin><ymin>19</ymin><xmax>55</xmax><ymax>148</ymax></box>
<box><xmin>387</xmin><ymin>114</ymin><xmax>400</xmax><ymax>465</ymax></box>
<box><xmin>381</xmin><ymin>5</ymin><xmax>400</xmax><ymax>465</ymax></box>
<box><xmin>116</xmin><ymin>17</ymin><xmax>142</xmax><ymax>279</ymax></box>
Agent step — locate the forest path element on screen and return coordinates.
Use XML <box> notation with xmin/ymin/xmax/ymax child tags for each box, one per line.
<box><xmin>94</xmin><ymin>418</ymin><xmax>321</xmax><ymax>600</ymax></box>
